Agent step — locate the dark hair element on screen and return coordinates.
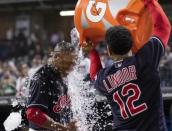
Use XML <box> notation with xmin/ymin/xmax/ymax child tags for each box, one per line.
<box><xmin>105</xmin><ymin>26</ymin><xmax>133</xmax><ymax>55</ymax></box>
<box><xmin>54</xmin><ymin>41</ymin><xmax>75</xmax><ymax>53</ymax></box>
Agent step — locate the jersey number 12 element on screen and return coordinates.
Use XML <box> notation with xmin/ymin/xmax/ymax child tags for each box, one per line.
<box><xmin>113</xmin><ymin>83</ymin><xmax>148</xmax><ymax>119</ymax></box>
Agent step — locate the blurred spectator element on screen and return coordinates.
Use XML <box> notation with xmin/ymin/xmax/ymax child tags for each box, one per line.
<box><xmin>50</xmin><ymin>32</ymin><xmax>60</xmax><ymax>47</ymax></box>
<box><xmin>27</xmin><ymin>32</ymin><xmax>38</xmax><ymax>58</ymax></box>
<box><xmin>0</xmin><ymin>71</ymin><xmax>16</xmax><ymax>96</ymax></box>
<box><xmin>16</xmin><ymin>64</ymin><xmax>29</xmax><ymax>98</ymax></box>
<box><xmin>6</xmin><ymin>28</ymin><xmax>14</xmax><ymax>41</ymax></box>
<box><xmin>16</xmin><ymin>30</ymin><xmax>28</xmax><ymax>56</ymax></box>
<box><xmin>160</xmin><ymin>45</ymin><xmax>172</xmax><ymax>87</ymax></box>
<box><xmin>50</xmin><ymin>31</ymin><xmax>65</xmax><ymax>48</ymax></box>
<box><xmin>28</xmin><ymin>55</ymin><xmax>42</xmax><ymax>77</ymax></box>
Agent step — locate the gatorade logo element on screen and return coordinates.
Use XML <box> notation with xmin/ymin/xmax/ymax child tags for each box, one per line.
<box><xmin>86</xmin><ymin>1</ymin><xmax>106</xmax><ymax>23</ymax></box>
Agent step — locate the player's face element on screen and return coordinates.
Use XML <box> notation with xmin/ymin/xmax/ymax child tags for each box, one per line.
<box><xmin>50</xmin><ymin>51</ymin><xmax>76</xmax><ymax>76</ymax></box>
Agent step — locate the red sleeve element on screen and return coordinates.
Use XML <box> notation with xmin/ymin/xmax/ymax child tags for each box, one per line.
<box><xmin>146</xmin><ymin>1</ymin><xmax>171</xmax><ymax>46</ymax></box>
<box><xmin>89</xmin><ymin>49</ymin><xmax>102</xmax><ymax>80</ymax></box>
<box><xmin>26</xmin><ymin>107</ymin><xmax>47</xmax><ymax>126</ymax></box>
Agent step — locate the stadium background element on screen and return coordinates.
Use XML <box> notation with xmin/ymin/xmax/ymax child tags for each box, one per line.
<box><xmin>0</xmin><ymin>0</ymin><xmax>171</xmax><ymax>130</ymax></box>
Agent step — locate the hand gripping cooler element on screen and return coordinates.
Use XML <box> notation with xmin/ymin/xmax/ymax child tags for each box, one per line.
<box><xmin>74</xmin><ymin>0</ymin><xmax>153</xmax><ymax>53</ymax></box>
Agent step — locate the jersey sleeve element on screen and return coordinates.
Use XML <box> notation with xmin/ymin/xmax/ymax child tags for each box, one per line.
<box><xmin>27</xmin><ymin>78</ymin><xmax>49</xmax><ymax>111</ymax></box>
<box><xmin>136</xmin><ymin>36</ymin><xmax>164</xmax><ymax>69</ymax></box>
<box><xmin>89</xmin><ymin>49</ymin><xmax>102</xmax><ymax>80</ymax></box>
<box><xmin>94</xmin><ymin>69</ymin><xmax>108</xmax><ymax>96</ymax></box>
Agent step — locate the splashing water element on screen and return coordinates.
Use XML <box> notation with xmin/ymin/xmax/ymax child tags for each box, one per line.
<box><xmin>67</xmin><ymin>49</ymin><xmax>100</xmax><ymax>131</ymax></box>
<box><xmin>69</xmin><ymin>28</ymin><xmax>112</xmax><ymax>131</ymax></box>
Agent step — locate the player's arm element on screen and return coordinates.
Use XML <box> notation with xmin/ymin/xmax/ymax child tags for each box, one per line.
<box><xmin>82</xmin><ymin>41</ymin><xmax>102</xmax><ymax>80</ymax></box>
<box><xmin>26</xmin><ymin>107</ymin><xmax>70</xmax><ymax>131</ymax></box>
<box><xmin>136</xmin><ymin>0</ymin><xmax>171</xmax><ymax>69</ymax></box>
<box><xmin>145</xmin><ymin>0</ymin><xmax>171</xmax><ymax>46</ymax></box>
<box><xmin>89</xmin><ymin>48</ymin><xmax>102</xmax><ymax>80</ymax></box>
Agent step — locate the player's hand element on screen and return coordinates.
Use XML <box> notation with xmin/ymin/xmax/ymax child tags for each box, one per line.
<box><xmin>67</xmin><ymin>121</ymin><xmax>77</xmax><ymax>131</ymax></box>
<box><xmin>52</xmin><ymin>122</ymin><xmax>70</xmax><ymax>131</ymax></box>
<box><xmin>82</xmin><ymin>40</ymin><xmax>94</xmax><ymax>54</ymax></box>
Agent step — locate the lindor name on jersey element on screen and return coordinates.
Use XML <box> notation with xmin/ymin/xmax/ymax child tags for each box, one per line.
<box><xmin>103</xmin><ymin>65</ymin><xmax>137</xmax><ymax>93</ymax></box>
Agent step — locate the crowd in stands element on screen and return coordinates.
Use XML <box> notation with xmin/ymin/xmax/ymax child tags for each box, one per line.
<box><xmin>0</xmin><ymin>29</ymin><xmax>171</xmax><ymax>97</ymax></box>
<box><xmin>160</xmin><ymin>43</ymin><xmax>172</xmax><ymax>87</ymax></box>
<box><xmin>0</xmin><ymin>29</ymin><xmax>55</xmax><ymax>97</ymax></box>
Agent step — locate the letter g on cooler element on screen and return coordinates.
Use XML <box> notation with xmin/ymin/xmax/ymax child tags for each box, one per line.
<box><xmin>86</xmin><ymin>1</ymin><xmax>106</xmax><ymax>22</ymax></box>
<box><xmin>74</xmin><ymin>0</ymin><xmax>153</xmax><ymax>53</ymax></box>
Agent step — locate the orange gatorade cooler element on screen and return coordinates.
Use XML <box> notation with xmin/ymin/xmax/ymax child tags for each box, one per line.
<box><xmin>74</xmin><ymin>0</ymin><xmax>153</xmax><ymax>53</ymax></box>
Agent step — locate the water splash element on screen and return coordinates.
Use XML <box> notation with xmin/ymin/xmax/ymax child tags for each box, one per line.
<box><xmin>67</xmin><ymin>49</ymin><xmax>100</xmax><ymax>131</ymax></box>
<box><xmin>69</xmin><ymin>28</ymin><xmax>112</xmax><ymax>130</ymax></box>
